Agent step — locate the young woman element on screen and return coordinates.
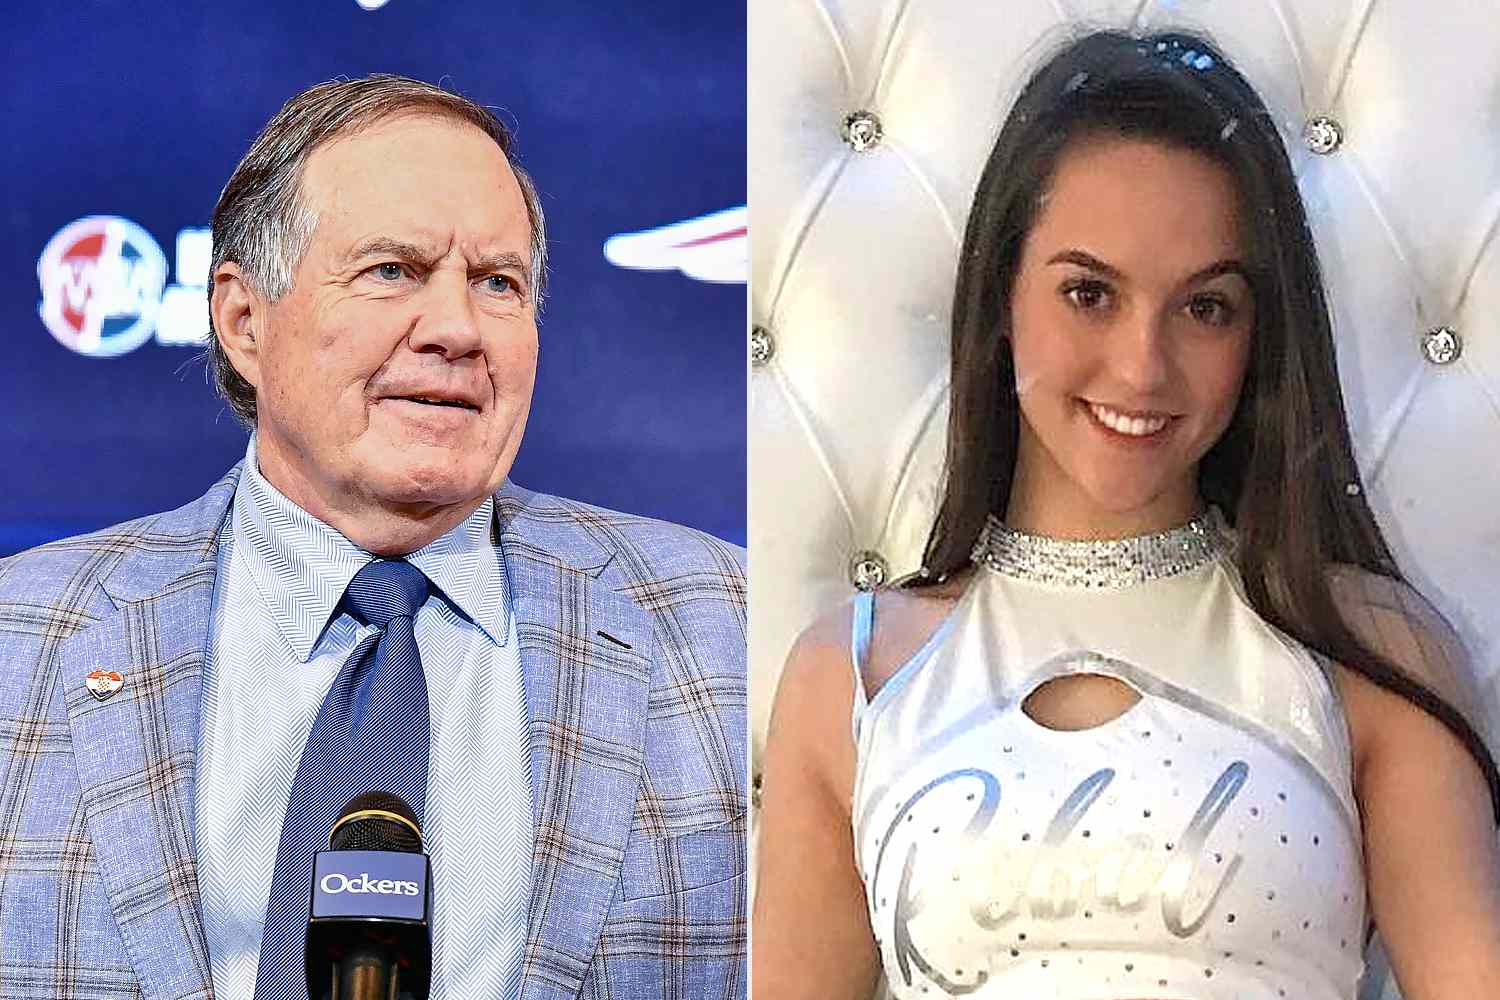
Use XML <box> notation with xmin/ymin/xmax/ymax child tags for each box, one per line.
<box><xmin>754</xmin><ymin>29</ymin><xmax>1500</xmax><ymax>1000</ymax></box>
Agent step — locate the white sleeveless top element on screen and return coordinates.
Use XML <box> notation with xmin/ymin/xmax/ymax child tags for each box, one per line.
<box><xmin>850</xmin><ymin>511</ymin><xmax>1367</xmax><ymax>1000</ymax></box>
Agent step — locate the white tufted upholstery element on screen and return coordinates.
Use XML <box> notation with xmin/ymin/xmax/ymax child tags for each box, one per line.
<box><xmin>749</xmin><ymin>2</ymin><xmax>1500</xmax><ymax>997</ymax></box>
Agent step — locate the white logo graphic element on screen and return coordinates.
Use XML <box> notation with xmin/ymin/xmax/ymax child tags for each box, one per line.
<box><xmin>37</xmin><ymin>216</ymin><xmax>213</xmax><ymax>358</ymax></box>
<box><xmin>603</xmin><ymin>206</ymin><xmax>746</xmax><ymax>283</ymax></box>
<box><xmin>320</xmin><ymin>872</ymin><xmax>421</xmax><ymax>896</ymax></box>
<box><xmin>37</xmin><ymin>216</ymin><xmax>166</xmax><ymax>357</ymax></box>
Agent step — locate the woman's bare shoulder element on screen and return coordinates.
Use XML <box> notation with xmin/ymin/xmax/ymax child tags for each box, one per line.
<box><xmin>860</xmin><ymin>568</ymin><xmax>974</xmax><ymax>700</ymax></box>
<box><xmin>777</xmin><ymin>569</ymin><xmax>974</xmax><ymax>713</ymax></box>
<box><xmin>765</xmin><ymin>570</ymin><xmax>979</xmax><ymax>820</ymax></box>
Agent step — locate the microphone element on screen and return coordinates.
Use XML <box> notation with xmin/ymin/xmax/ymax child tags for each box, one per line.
<box><xmin>304</xmin><ymin>792</ymin><xmax>432</xmax><ymax>1000</ymax></box>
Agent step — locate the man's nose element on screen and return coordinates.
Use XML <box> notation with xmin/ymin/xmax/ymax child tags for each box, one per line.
<box><xmin>408</xmin><ymin>270</ymin><xmax>483</xmax><ymax>359</ymax></box>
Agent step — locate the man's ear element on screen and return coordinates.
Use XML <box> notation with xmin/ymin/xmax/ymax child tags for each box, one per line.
<box><xmin>211</xmin><ymin>262</ymin><xmax>263</xmax><ymax>389</ymax></box>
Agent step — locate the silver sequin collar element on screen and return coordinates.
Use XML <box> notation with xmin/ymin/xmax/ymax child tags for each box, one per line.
<box><xmin>970</xmin><ymin>508</ymin><xmax>1232</xmax><ymax>589</ymax></box>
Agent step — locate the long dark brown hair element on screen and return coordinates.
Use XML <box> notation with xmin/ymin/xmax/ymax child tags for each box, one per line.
<box><xmin>915</xmin><ymin>29</ymin><xmax>1499</xmax><ymax>819</ymax></box>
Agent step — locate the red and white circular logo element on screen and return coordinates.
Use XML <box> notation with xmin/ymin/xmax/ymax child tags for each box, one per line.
<box><xmin>37</xmin><ymin>216</ymin><xmax>167</xmax><ymax>358</ymax></box>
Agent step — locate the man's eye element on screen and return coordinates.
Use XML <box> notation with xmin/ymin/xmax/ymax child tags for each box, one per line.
<box><xmin>1062</xmin><ymin>279</ymin><xmax>1111</xmax><ymax>311</ymax></box>
<box><xmin>374</xmin><ymin>262</ymin><xmax>405</xmax><ymax>281</ymax></box>
<box><xmin>482</xmin><ymin>274</ymin><xmax>515</xmax><ymax>295</ymax></box>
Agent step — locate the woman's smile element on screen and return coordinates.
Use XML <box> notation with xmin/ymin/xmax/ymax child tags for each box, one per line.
<box><xmin>1080</xmin><ymin>399</ymin><xmax>1178</xmax><ymax>441</ymax></box>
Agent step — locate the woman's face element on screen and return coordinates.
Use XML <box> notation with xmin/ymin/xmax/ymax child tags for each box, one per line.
<box><xmin>1007</xmin><ymin>136</ymin><xmax>1254</xmax><ymax>535</ymax></box>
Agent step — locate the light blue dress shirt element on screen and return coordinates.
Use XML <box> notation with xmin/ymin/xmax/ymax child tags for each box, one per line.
<box><xmin>196</xmin><ymin>438</ymin><xmax>533</xmax><ymax>999</ymax></box>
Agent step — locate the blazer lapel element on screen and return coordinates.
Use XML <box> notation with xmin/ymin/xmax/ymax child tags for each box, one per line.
<box><xmin>497</xmin><ymin>485</ymin><xmax>656</xmax><ymax>1000</ymax></box>
<box><xmin>55</xmin><ymin>565</ymin><xmax>216</xmax><ymax>1000</ymax></box>
<box><xmin>52</xmin><ymin>470</ymin><xmax>238</xmax><ymax>1000</ymax></box>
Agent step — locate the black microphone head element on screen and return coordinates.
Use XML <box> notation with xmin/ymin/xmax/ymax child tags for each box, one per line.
<box><xmin>329</xmin><ymin>791</ymin><xmax>423</xmax><ymax>853</ymax></box>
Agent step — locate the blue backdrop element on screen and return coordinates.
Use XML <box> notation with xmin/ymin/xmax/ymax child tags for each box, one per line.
<box><xmin>2</xmin><ymin>1</ymin><xmax>746</xmax><ymax>555</ymax></box>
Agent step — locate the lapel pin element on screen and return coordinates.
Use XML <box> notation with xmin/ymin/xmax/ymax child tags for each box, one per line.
<box><xmin>85</xmin><ymin>669</ymin><xmax>124</xmax><ymax>701</ymax></box>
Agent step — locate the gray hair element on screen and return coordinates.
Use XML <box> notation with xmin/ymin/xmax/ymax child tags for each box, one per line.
<box><xmin>207</xmin><ymin>73</ymin><xmax>548</xmax><ymax>426</ymax></box>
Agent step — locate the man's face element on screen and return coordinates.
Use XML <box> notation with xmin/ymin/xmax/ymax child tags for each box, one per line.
<box><xmin>248</xmin><ymin>114</ymin><xmax>538</xmax><ymax>533</ymax></box>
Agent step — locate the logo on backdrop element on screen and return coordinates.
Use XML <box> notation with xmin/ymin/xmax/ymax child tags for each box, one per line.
<box><xmin>37</xmin><ymin>216</ymin><xmax>212</xmax><ymax>358</ymax></box>
<box><xmin>37</xmin><ymin>217</ymin><xmax>165</xmax><ymax>357</ymax></box>
<box><xmin>604</xmin><ymin>206</ymin><xmax>746</xmax><ymax>284</ymax></box>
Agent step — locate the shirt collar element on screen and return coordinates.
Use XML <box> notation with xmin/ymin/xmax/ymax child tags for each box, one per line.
<box><xmin>231</xmin><ymin>436</ymin><xmax>509</xmax><ymax>662</ymax></box>
<box><xmin>406</xmin><ymin>493</ymin><xmax>508</xmax><ymax>650</ymax></box>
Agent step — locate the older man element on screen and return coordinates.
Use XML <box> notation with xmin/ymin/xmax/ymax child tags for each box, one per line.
<box><xmin>0</xmin><ymin>76</ymin><xmax>746</xmax><ymax>1000</ymax></box>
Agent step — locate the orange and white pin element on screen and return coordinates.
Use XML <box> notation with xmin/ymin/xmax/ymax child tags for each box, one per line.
<box><xmin>85</xmin><ymin>669</ymin><xmax>124</xmax><ymax>701</ymax></box>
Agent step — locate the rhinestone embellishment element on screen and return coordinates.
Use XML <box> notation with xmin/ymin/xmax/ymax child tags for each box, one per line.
<box><xmin>971</xmin><ymin>509</ymin><xmax>1231</xmax><ymax>589</ymax></box>
<box><xmin>842</xmin><ymin>110</ymin><xmax>883</xmax><ymax>152</ymax></box>
<box><xmin>1303</xmin><ymin>116</ymin><xmax>1343</xmax><ymax>155</ymax></box>
<box><xmin>850</xmin><ymin>550</ymin><xmax>889</xmax><ymax>591</ymax></box>
<box><xmin>750</xmin><ymin>325</ymin><xmax>775</xmax><ymax>366</ymax></box>
<box><xmin>1421</xmin><ymin>326</ymin><xmax>1461</xmax><ymax>365</ymax></box>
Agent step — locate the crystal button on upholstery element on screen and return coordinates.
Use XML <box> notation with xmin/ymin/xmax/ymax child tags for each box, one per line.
<box><xmin>850</xmin><ymin>550</ymin><xmax>889</xmax><ymax>591</ymax></box>
<box><xmin>751</xmin><ymin>325</ymin><xmax>775</xmax><ymax>366</ymax></box>
<box><xmin>1422</xmin><ymin>326</ymin><xmax>1461</xmax><ymax>365</ymax></box>
<box><xmin>1303</xmin><ymin>116</ymin><xmax>1343</xmax><ymax>154</ymax></box>
<box><xmin>841</xmin><ymin>110</ymin><xmax>883</xmax><ymax>151</ymax></box>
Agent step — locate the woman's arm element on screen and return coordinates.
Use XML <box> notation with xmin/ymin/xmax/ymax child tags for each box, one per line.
<box><xmin>1332</xmin><ymin>572</ymin><xmax>1500</xmax><ymax>999</ymax></box>
<box><xmin>752</xmin><ymin>606</ymin><xmax>882</xmax><ymax>1000</ymax></box>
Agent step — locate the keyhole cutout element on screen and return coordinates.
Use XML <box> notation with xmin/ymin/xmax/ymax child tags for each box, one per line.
<box><xmin>1021</xmin><ymin>673</ymin><xmax>1143</xmax><ymax>731</ymax></box>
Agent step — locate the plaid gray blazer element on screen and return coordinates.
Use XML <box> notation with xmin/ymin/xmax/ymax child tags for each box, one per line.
<box><xmin>0</xmin><ymin>465</ymin><xmax>747</xmax><ymax>1000</ymax></box>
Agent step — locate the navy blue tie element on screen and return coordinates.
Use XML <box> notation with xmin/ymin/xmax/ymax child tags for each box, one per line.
<box><xmin>254</xmin><ymin>559</ymin><xmax>432</xmax><ymax>1000</ymax></box>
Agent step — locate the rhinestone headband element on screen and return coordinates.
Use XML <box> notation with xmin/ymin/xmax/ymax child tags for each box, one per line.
<box><xmin>970</xmin><ymin>507</ymin><xmax>1232</xmax><ymax>589</ymax></box>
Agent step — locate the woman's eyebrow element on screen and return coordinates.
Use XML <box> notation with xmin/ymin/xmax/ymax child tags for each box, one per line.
<box><xmin>1046</xmin><ymin>248</ymin><xmax>1123</xmax><ymax>279</ymax></box>
<box><xmin>1046</xmin><ymin>248</ymin><xmax>1249</xmax><ymax>284</ymax></box>
<box><xmin>1186</xmin><ymin>259</ymin><xmax>1250</xmax><ymax>284</ymax></box>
